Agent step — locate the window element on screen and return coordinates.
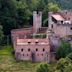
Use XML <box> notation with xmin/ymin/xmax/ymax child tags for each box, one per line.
<box><xmin>42</xmin><ymin>54</ymin><xmax>43</xmax><ymax>56</ymax></box>
<box><xmin>35</xmin><ymin>42</ymin><xmax>38</xmax><ymax>44</ymax></box>
<box><xmin>23</xmin><ymin>54</ymin><xmax>24</xmax><ymax>56</ymax></box>
<box><xmin>21</xmin><ymin>49</ymin><xmax>23</xmax><ymax>52</ymax></box>
<box><xmin>27</xmin><ymin>54</ymin><xmax>28</xmax><ymax>56</ymax></box>
<box><xmin>37</xmin><ymin>53</ymin><xmax>39</xmax><ymax>56</ymax></box>
<box><xmin>28</xmin><ymin>42</ymin><xmax>31</xmax><ymax>44</ymax></box>
<box><xmin>51</xmin><ymin>24</ymin><xmax>53</xmax><ymax>28</ymax></box>
<box><xmin>68</xmin><ymin>18</ymin><xmax>70</xmax><ymax>20</ymax></box>
<box><xmin>43</xmin><ymin>48</ymin><xmax>45</xmax><ymax>52</ymax></box>
<box><xmin>70</xmin><ymin>27</ymin><xmax>72</xmax><ymax>30</ymax></box>
<box><xmin>28</xmin><ymin>48</ymin><xmax>30</xmax><ymax>52</ymax></box>
<box><xmin>66</xmin><ymin>11</ymin><xmax>67</xmax><ymax>14</ymax></box>
<box><xmin>36</xmin><ymin>49</ymin><xmax>38</xmax><ymax>51</ymax></box>
<box><xmin>61</xmin><ymin>21</ymin><xmax>63</xmax><ymax>24</ymax></box>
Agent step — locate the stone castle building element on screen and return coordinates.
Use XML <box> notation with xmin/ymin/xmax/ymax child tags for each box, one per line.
<box><xmin>11</xmin><ymin>10</ymin><xmax>72</xmax><ymax>62</ymax></box>
<box><xmin>48</xmin><ymin>10</ymin><xmax>72</xmax><ymax>37</ymax></box>
<box><xmin>11</xmin><ymin>11</ymin><xmax>51</xmax><ymax>62</ymax></box>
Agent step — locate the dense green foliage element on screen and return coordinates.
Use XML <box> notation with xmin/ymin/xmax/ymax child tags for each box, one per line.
<box><xmin>0</xmin><ymin>0</ymin><xmax>60</xmax><ymax>36</ymax></box>
<box><xmin>66</xmin><ymin>52</ymin><xmax>72</xmax><ymax>60</ymax></box>
<box><xmin>36</xmin><ymin>63</ymin><xmax>50</xmax><ymax>72</ymax></box>
<box><xmin>56</xmin><ymin>41</ymin><xmax>72</xmax><ymax>59</ymax></box>
<box><xmin>55</xmin><ymin>58</ymin><xmax>72</xmax><ymax>72</ymax></box>
<box><xmin>0</xmin><ymin>25</ymin><xmax>4</xmax><ymax>45</ymax></box>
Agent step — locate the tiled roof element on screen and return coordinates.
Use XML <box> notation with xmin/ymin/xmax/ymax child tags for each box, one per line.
<box><xmin>17</xmin><ymin>39</ymin><xmax>49</xmax><ymax>45</ymax></box>
<box><xmin>52</xmin><ymin>14</ymin><xmax>65</xmax><ymax>21</ymax></box>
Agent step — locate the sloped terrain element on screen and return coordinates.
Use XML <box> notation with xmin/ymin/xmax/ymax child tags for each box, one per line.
<box><xmin>0</xmin><ymin>46</ymin><xmax>39</xmax><ymax>72</ymax></box>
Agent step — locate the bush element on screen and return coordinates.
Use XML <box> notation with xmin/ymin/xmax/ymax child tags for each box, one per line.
<box><xmin>66</xmin><ymin>52</ymin><xmax>72</xmax><ymax>60</ymax></box>
<box><xmin>56</xmin><ymin>40</ymin><xmax>72</xmax><ymax>59</ymax></box>
<box><xmin>36</xmin><ymin>63</ymin><xmax>50</xmax><ymax>72</ymax></box>
<box><xmin>55</xmin><ymin>58</ymin><xmax>72</xmax><ymax>72</ymax></box>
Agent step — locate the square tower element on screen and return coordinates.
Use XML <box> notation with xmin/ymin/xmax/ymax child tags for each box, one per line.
<box><xmin>33</xmin><ymin>11</ymin><xmax>42</xmax><ymax>33</ymax></box>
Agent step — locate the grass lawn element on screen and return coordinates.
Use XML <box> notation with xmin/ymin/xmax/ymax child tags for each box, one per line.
<box><xmin>0</xmin><ymin>46</ymin><xmax>40</xmax><ymax>72</ymax></box>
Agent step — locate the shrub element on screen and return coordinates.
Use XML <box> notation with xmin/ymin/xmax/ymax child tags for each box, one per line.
<box><xmin>36</xmin><ymin>63</ymin><xmax>50</xmax><ymax>72</ymax></box>
<box><xmin>56</xmin><ymin>40</ymin><xmax>72</xmax><ymax>59</ymax></box>
<box><xmin>66</xmin><ymin>52</ymin><xmax>72</xmax><ymax>60</ymax></box>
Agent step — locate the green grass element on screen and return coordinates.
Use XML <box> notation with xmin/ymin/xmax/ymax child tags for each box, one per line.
<box><xmin>0</xmin><ymin>46</ymin><xmax>13</xmax><ymax>55</ymax></box>
<box><xmin>0</xmin><ymin>46</ymin><xmax>40</xmax><ymax>72</ymax></box>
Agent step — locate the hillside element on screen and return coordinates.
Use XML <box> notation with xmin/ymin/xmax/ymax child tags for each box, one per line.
<box><xmin>0</xmin><ymin>46</ymin><xmax>39</xmax><ymax>72</ymax></box>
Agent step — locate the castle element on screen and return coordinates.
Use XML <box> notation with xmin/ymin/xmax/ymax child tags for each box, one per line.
<box><xmin>49</xmin><ymin>10</ymin><xmax>72</xmax><ymax>37</ymax></box>
<box><xmin>11</xmin><ymin>10</ymin><xmax>72</xmax><ymax>62</ymax></box>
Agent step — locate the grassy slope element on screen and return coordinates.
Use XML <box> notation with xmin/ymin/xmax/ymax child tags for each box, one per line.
<box><xmin>0</xmin><ymin>46</ymin><xmax>39</xmax><ymax>72</ymax></box>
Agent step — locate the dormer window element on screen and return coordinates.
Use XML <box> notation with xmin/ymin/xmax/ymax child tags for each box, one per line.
<box><xmin>28</xmin><ymin>42</ymin><xmax>31</xmax><ymax>44</ymax></box>
<box><xmin>35</xmin><ymin>42</ymin><xmax>38</xmax><ymax>44</ymax></box>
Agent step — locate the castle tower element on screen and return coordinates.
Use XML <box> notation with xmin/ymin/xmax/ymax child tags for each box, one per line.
<box><xmin>33</xmin><ymin>11</ymin><xmax>42</xmax><ymax>33</ymax></box>
<box><xmin>48</xmin><ymin>12</ymin><xmax>53</xmax><ymax>30</ymax></box>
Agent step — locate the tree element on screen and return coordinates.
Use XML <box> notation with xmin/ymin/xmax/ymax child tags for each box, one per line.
<box><xmin>56</xmin><ymin>41</ymin><xmax>72</xmax><ymax>59</ymax></box>
<box><xmin>55</xmin><ymin>58</ymin><xmax>72</xmax><ymax>72</ymax></box>
<box><xmin>48</xmin><ymin>2</ymin><xmax>61</xmax><ymax>12</ymax></box>
<box><xmin>66</xmin><ymin>52</ymin><xmax>72</xmax><ymax>60</ymax></box>
<box><xmin>0</xmin><ymin>25</ymin><xmax>4</xmax><ymax>45</ymax></box>
<box><xmin>36</xmin><ymin>63</ymin><xmax>50</xmax><ymax>72</ymax></box>
<box><xmin>0</xmin><ymin>0</ymin><xmax>17</xmax><ymax>35</ymax></box>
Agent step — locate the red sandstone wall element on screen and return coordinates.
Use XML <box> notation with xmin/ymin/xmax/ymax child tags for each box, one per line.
<box><xmin>15</xmin><ymin>39</ymin><xmax>50</xmax><ymax>62</ymax></box>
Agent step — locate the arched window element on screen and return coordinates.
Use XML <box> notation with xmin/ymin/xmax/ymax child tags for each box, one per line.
<box><xmin>43</xmin><ymin>48</ymin><xmax>45</xmax><ymax>52</ymax></box>
<box><xmin>35</xmin><ymin>42</ymin><xmax>38</xmax><ymax>44</ymax></box>
<box><xmin>28</xmin><ymin>48</ymin><xmax>30</xmax><ymax>52</ymax></box>
<box><xmin>70</xmin><ymin>27</ymin><xmax>72</xmax><ymax>30</ymax></box>
<box><xmin>21</xmin><ymin>49</ymin><xmax>23</xmax><ymax>52</ymax></box>
<box><xmin>27</xmin><ymin>54</ymin><xmax>28</xmax><ymax>56</ymax></box>
<box><xmin>23</xmin><ymin>54</ymin><xmax>24</xmax><ymax>56</ymax></box>
<box><xmin>36</xmin><ymin>48</ymin><xmax>38</xmax><ymax>51</ymax></box>
<box><xmin>42</xmin><ymin>54</ymin><xmax>43</xmax><ymax>56</ymax></box>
